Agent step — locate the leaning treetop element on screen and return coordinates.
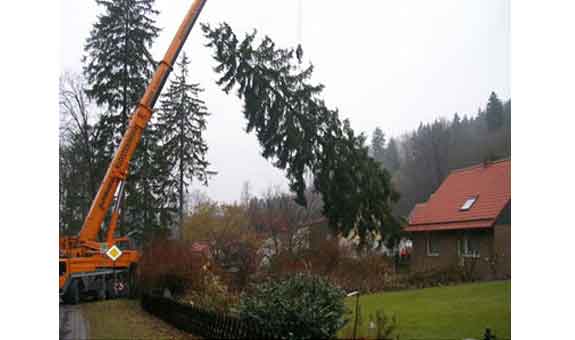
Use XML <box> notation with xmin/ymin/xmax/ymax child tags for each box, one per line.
<box><xmin>202</xmin><ymin>23</ymin><xmax>401</xmax><ymax>247</ymax></box>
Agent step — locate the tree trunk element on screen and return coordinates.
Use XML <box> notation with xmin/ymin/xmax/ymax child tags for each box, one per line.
<box><xmin>179</xmin><ymin>112</ymin><xmax>185</xmax><ymax>240</ymax></box>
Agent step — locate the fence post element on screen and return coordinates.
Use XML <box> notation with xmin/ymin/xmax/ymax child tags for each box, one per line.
<box><xmin>483</xmin><ymin>327</ymin><xmax>496</xmax><ymax>340</ymax></box>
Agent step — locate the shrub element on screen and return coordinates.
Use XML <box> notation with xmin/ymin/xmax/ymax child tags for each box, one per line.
<box><xmin>457</xmin><ymin>256</ymin><xmax>480</xmax><ymax>282</ymax></box>
<box><xmin>327</xmin><ymin>255</ymin><xmax>395</xmax><ymax>294</ymax></box>
<box><xmin>261</xmin><ymin>239</ymin><xmax>397</xmax><ymax>294</ymax></box>
<box><xmin>302</xmin><ymin>238</ymin><xmax>345</xmax><ymax>275</ymax></box>
<box><xmin>139</xmin><ymin>239</ymin><xmax>241</xmax><ymax>313</ymax></box>
<box><xmin>238</xmin><ymin>273</ymin><xmax>349</xmax><ymax>339</ymax></box>
<box><xmin>138</xmin><ymin>239</ymin><xmax>208</xmax><ymax>297</ymax></box>
<box><xmin>182</xmin><ymin>268</ymin><xmax>240</xmax><ymax>313</ymax></box>
<box><xmin>264</xmin><ymin>250</ymin><xmax>308</xmax><ymax>277</ymax></box>
<box><xmin>183</xmin><ymin>202</ymin><xmax>262</xmax><ymax>292</ymax></box>
<box><xmin>405</xmin><ymin>265</ymin><xmax>471</xmax><ymax>289</ymax></box>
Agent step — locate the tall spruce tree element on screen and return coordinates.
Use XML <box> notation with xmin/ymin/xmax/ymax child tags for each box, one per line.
<box><xmin>202</xmin><ymin>23</ymin><xmax>400</xmax><ymax>249</ymax></box>
<box><xmin>503</xmin><ymin>99</ymin><xmax>511</xmax><ymax>154</ymax></box>
<box><xmin>157</xmin><ymin>52</ymin><xmax>211</xmax><ymax>238</ymax></box>
<box><xmin>82</xmin><ymin>0</ymin><xmax>161</xmax><ymax>234</ymax></box>
<box><xmin>125</xmin><ymin>124</ymin><xmax>164</xmax><ymax>232</ymax></box>
<box><xmin>384</xmin><ymin>137</ymin><xmax>400</xmax><ymax>173</ymax></box>
<box><xmin>486</xmin><ymin>91</ymin><xmax>504</xmax><ymax>132</ymax></box>
<box><xmin>83</xmin><ymin>0</ymin><xmax>160</xmax><ymax>133</ymax></box>
<box><xmin>370</xmin><ymin>127</ymin><xmax>386</xmax><ymax>163</ymax></box>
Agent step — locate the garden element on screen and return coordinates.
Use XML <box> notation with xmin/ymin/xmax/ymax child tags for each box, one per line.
<box><xmin>119</xmin><ymin>199</ymin><xmax>511</xmax><ymax>340</ymax></box>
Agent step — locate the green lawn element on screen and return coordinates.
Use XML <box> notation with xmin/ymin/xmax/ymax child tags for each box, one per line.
<box><xmin>82</xmin><ymin>299</ymin><xmax>198</xmax><ymax>339</ymax></box>
<box><xmin>340</xmin><ymin>280</ymin><xmax>511</xmax><ymax>340</ymax></box>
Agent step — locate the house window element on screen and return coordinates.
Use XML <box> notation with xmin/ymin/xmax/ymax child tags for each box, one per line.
<box><xmin>459</xmin><ymin>232</ymin><xmax>480</xmax><ymax>257</ymax></box>
<box><xmin>460</xmin><ymin>196</ymin><xmax>478</xmax><ymax>211</ymax></box>
<box><xmin>426</xmin><ymin>234</ymin><xmax>440</xmax><ymax>256</ymax></box>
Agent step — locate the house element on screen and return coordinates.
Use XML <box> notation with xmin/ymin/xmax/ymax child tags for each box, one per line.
<box><xmin>405</xmin><ymin>159</ymin><xmax>511</xmax><ymax>280</ymax></box>
<box><xmin>256</xmin><ymin>218</ymin><xmax>331</xmax><ymax>267</ymax></box>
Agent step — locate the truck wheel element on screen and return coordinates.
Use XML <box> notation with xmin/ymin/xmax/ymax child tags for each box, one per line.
<box><xmin>107</xmin><ymin>281</ymin><xmax>117</xmax><ymax>299</ymax></box>
<box><xmin>67</xmin><ymin>280</ymin><xmax>80</xmax><ymax>305</ymax></box>
<box><xmin>128</xmin><ymin>265</ymin><xmax>138</xmax><ymax>298</ymax></box>
<box><xmin>97</xmin><ymin>284</ymin><xmax>106</xmax><ymax>300</ymax></box>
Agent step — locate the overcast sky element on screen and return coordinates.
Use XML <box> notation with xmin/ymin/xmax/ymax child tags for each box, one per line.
<box><xmin>60</xmin><ymin>0</ymin><xmax>510</xmax><ymax>203</ymax></box>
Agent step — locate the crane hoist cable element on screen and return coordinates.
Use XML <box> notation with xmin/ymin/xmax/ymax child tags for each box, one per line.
<box><xmin>296</xmin><ymin>0</ymin><xmax>303</xmax><ymax>64</ymax></box>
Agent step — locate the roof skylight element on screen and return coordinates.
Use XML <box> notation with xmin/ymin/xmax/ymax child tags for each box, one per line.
<box><xmin>460</xmin><ymin>196</ymin><xmax>477</xmax><ymax>211</ymax></box>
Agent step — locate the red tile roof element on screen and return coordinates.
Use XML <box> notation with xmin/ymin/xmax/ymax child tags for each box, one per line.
<box><xmin>190</xmin><ymin>242</ymin><xmax>210</xmax><ymax>254</ymax></box>
<box><xmin>405</xmin><ymin>159</ymin><xmax>510</xmax><ymax>232</ymax></box>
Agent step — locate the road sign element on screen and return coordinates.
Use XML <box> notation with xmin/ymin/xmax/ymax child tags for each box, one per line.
<box><xmin>106</xmin><ymin>245</ymin><xmax>122</xmax><ymax>261</ymax></box>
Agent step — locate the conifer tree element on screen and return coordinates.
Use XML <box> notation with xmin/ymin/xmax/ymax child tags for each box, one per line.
<box><xmin>125</xmin><ymin>124</ymin><xmax>164</xmax><ymax>232</ymax></box>
<box><xmin>202</xmin><ymin>23</ymin><xmax>400</xmax><ymax>249</ymax></box>
<box><xmin>370</xmin><ymin>127</ymin><xmax>386</xmax><ymax>163</ymax></box>
<box><xmin>82</xmin><ymin>0</ymin><xmax>161</xmax><ymax>234</ymax></box>
<box><xmin>452</xmin><ymin>113</ymin><xmax>461</xmax><ymax>127</ymax></box>
<box><xmin>503</xmin><ymin>99</ymin><xmax>511</xmax><ymax>154</ymax></box>
<box><xmin>83</xmin><ymin>0</ymin><xmax>160</xmax><ymax>134</ymax></box>
<box><xmin>157</xmin><ymin>52</ymin><xmax>211</xmax><ymax>237</ymax></box>
<box><xmin>486</xmin><ymin>91</ymin><xmax>504</xmax><ymax>132</ymax></box>
<box><xmin>384</xmin><ymin>138</ymin><xmax>400</xmax><ymax>173</ymax></box>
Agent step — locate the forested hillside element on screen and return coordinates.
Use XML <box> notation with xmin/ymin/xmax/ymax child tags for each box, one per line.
<box><xmin>370</xmin><ymin>92</ymin><xmax>511</xmax><ymax>217</ymax></box>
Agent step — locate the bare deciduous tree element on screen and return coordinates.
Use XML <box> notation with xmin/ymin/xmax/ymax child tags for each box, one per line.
<box><xmin>248</xmin><ymin>185</ymin><xmax>324</xmax><ymax>258</ymax></box>
<box><xmin>59</xmin><ymin>73</ymin><xmax>101</xmax><ymax>235</ymax></box>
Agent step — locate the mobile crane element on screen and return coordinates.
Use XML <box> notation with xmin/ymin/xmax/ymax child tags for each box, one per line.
<box><xmin>59</xmin><ymin>0</ymin><xmax>208</xmax><ymax>304</ymax></box>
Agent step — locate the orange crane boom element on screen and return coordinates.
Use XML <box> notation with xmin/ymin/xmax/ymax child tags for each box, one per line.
<box><xmin>60</xmin><ymin>0</ymin><xmax>208</xmax><ymax>304</ymax></box>
<box><xmin>79</xmin><ymin>0</ymin><xmax>208</xmax><ymax>243</ymax></box>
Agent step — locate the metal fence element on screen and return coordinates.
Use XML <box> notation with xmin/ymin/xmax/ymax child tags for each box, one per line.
<box><xmin>141</xmin><ymin>293</ymin><xmax>509</xmax><ymax>340</ymax></box>
<box><xmin>141</xmin><ymin>293</ymin><xmax>282</xmax><ymax>339</ymax></box>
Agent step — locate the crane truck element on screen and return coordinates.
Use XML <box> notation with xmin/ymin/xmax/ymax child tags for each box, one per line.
<box><xmin>59</xmin><ymin>0</ymin><xmax>208</xmax><ymax>304</ymax></box>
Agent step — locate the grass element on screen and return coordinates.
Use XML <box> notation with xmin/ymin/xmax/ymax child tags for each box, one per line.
<box><xmin>340</xmin><ymin>280</ymin><xmax>511</xmax><ymax>340</ymax></box>
<box><xmin>82</xmin><ymin>299</ymin><xmax>198</xmax><ymax>340</ymax></box>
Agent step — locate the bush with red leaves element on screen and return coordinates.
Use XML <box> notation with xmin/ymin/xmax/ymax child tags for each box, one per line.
<box><xmin>259</xmin><ymin>239</ymin><xmax>397</xmax><ymax>294</ymax></box>
<box><xmin>138</xmin><ymin>239</ymin><xmax>209</xmax><ymax>297</ymax></box>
